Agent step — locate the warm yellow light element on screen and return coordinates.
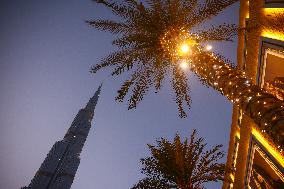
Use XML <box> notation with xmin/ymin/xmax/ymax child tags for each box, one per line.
<box><xmin>262</xmin><ymin>9</ymin><xmax>284</xmax><ymax>41</ymax></box>
<box><xmin>252</xmin><ymin>128</ymin><xmax>284</xmax><ymax>168</ymax></box>
<box><xmin>245</xmin><ymin>1</ymin><xmax>249</xmax><ymax>18</ymax></box>
<box><xmin>181</xmin><ymin>44</ymin><xmax>190</xmax><ymax>54</ymax></box>
<box><xmin>236</xmin><ymin>132</ymin><xmax>240</xmax><ymax>139</ymax></box>
<box><xmin>245</xmin><ymin>12</ymin><xmax>249</xmax><ymax>19</ymax></box>
<box><xmin>205</xmin><ymin>45</ymin><xmax>213</xmax><ymax>51</ymax></box>
<box><xmin>180</xmin><ymin>60</ymin><xmax>188</xmax><ymax>69</ymax></box>
<box><xmin>229</xmin><ymin>173</ymin><xmax>235</xmax><ymax>181</ymax></box>
<box><xmin>262</xmin><ymin>31</ymin><xmax>284</xmax><ymax>41</ymax></box>
<box><xmin>263</xmin><ymin>8</ymin><xmax>284</xmax><ymax>15</ymax></box>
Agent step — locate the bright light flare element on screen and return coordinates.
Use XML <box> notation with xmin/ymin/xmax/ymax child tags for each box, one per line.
<box><xmin>180</xmin><ymin>60</ymin><xmax>188</xmax><ymax>69</ymax></box>
<box><xmin>160</xmin><ymin>28</ymin><xmax>199</xmax><ymax>60</ymax></box>
<box><xmin>180</xmin><ymin>44</ymin><xmax>190</xmax><ymax>54</ymax></box>
<box><xmin>205</xmin><ymin>45</ymin><xmax>213</xmax><ymax>51</ymax></box>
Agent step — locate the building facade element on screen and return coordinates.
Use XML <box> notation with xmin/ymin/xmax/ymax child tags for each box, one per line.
<box><xmin>223</xmin><ymin>1</ymin><xmax>284</xmax><ymax>188</ymax></box>
<box><xmin>22</xmin><ymin>85</ymin><xmax>102</xmax><ymax>189</ymax></box>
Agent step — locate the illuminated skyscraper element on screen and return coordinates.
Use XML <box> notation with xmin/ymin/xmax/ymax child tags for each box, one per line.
<box><xmin>22</xmin><ymin>85</ymin><xmax>102</xmax><ymax>189</ymax></box>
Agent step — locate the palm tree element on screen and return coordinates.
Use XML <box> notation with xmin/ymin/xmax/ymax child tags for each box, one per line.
<box><xmin>131</xmin><ymin>130</ymin><xmax>225</xmax><ymax>189</ymax></box>
<box><xmin>86</xmin><ymin>0</ymin><xmax>284</xmax><ymax>149</ymax></box>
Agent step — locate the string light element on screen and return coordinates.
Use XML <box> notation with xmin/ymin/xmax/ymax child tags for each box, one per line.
<box><xmin>180</xmin><ymin>60</ymin><xmax>188</xmax><ymax>69</ymax></box>
<box><xmin>160</xmin><ymin>27</ymin><xmax>199</xmax><ymax>61</ymax></box>
<box><xmin>205</xmin><ymin>45</ymin><xmax>213</xmax><ymax>51</ymax></box>
<box><xmin>181</xmin><ymin>44</ymin><xmax>190</xmax><ymax>54</ymax></box>
<box><xmin>159</xmin><ymin>26</ymin><xmax>284</xmax><ymax>150</ymax></box>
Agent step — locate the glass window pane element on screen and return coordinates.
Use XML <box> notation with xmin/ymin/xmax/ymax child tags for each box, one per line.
<box><xmin>245</xmin><ymin>137</ymin><xmax>284</xmax><ymax>188</ymax></box>
<box><xmin>258</xmin><ymin>37</ymin><xmax>284</xmax><ymax>101</ymax></box>
<box><xmin>249</xmin><ymin>147</ymin><xmax>284</xmax><ymax>188</ymax></box>
<box><xmin>262</xmin><ymin>49</ymin><xmax>284</xmax><ymax>100</ymax></box>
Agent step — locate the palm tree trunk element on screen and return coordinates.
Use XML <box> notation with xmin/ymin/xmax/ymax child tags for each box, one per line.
<box><xmin>189</xmin><ymin>49</ymin><xmax>284</xmax><ymax>149</ymax></box>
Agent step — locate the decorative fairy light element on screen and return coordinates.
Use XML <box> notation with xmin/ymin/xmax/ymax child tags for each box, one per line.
<box><xmin>160</xmin><ymin>27</ymin><xmax>200</xmax><ymax>62</ymax></box>
<box><xmin>180</xmin><ymin>60</ymin><xmax>189</xmax><ymax>69</ymax></box>
<box><xmin>160</xmin><ymin>27</ymin><xmax>284</xmax><ymax>151</ymax></box>
<box><xmin>205</xmin><ymin>45</ymin><xmax>213</xmax><ymax>51</ymax></box>
<box><xmin>181</xmin><ymin>44</ymin><xmax>190</xmax><ymax>54</ymax></box>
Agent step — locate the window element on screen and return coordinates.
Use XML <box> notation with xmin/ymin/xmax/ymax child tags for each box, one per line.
<box><xmin>257</xmin><ymin>37</ymin><xmax>284</xmax><ymax>101</ymax></box>
<box><xmin>265</xmin><ymin>0</ymin><xmax>284</xmax><ymax>8</ymax></box>
<box><xmin>245</xmin><ymin>136</ymin><xmax>284</xmax><ymax>188</ymax></box>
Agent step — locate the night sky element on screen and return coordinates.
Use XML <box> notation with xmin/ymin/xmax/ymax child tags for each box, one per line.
<box><xmin>0</xmin><ymin>1</ymin><xmax>239</xmax><ymax>188</ymax></box>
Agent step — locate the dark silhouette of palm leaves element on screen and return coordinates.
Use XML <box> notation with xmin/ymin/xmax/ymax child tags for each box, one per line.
<box><xmin>87</xmin><ymin>0</ymin><xmax>238</xmax><ymax>117</ymax></box>
<box><xmin>131</xmin><ymin>130</ymin><xmax>225</xmax><ymax>189</ymax></box>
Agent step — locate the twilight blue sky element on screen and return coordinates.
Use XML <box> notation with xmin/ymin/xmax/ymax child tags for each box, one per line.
<box><xmin>0</xmin><ymin>1</ymin><xmax>239</xmax><ymax>188</ymax></box>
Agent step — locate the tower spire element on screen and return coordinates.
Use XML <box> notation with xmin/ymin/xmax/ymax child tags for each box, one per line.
<box><xmin>22</xmin><ymin>85</ymin><xmax>102</xmax><ymax>189</ymax></box>
<box><xmin>85</xmin><ymin>83</ymin><xmax>102</xmax><ymax>112</ymax></box>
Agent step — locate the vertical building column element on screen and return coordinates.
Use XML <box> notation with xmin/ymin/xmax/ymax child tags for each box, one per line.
<box><xmin>233</xmin><ymin>116</ymin><xmax>253</xmax><ymax>189</ymax></box>
<box><xmin>222</xmin><ymin>105</ymin><xmax>240</xmax><ymax>189</ymax></box>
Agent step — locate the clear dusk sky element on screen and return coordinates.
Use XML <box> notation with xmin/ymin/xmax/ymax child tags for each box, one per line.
<box><xmin>0</xmin><ymin>1</ymin><xmax>239</xmax><ymax>188</ymax></box>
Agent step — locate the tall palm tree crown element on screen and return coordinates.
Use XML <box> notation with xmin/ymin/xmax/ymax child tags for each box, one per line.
<box><xmin>131</xmin><ymin>130</ymin><xmax>225</xmax><ymax>189</ymax></box>
<box><xmin>87</xmin><ymin>0</ymin><xmax>284</xmax><ymax>149</ymax></box>
<box><xmin>87</xmin><ymin>0</ymin><xmax>238</xmax><ymax>117</ymax></box>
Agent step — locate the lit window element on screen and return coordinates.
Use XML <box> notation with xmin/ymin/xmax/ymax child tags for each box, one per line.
<box><xmin>257</xmin><ymin>37</ymin><xmax>284</xmax><ymax>101</ymax></box>
<box><xmin>264</xmin><ymin>0</ymin><xmax>284</xmax><ymax>8</ymax></box>
<box><xmin>245</xmin><ymin>136</ymin><xmax>284</xmax><ymax>188</ymax></box>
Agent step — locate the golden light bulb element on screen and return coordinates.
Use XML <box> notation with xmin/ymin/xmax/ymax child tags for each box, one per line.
<box><xmin>205</xmin><ymin>45</ymin><xmax>213</xmax><ymax>51</ymax></box>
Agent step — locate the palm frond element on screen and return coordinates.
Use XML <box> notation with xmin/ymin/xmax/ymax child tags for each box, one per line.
<box><xmin>172</xmin><ymin>66</ymin><xmax>191</xmax><ymax>118</ymax></box>
<box><xmin>135</xmin><ymin>131</ymin><xmax>225</xmax><ymax>188</ymax></box>
<box><xmin>86</xmin><ymin>19</ymin><xmax>128</xmax><ymax>34</ymax></box>
<box><xmin>92</xmin><ymin>0</ymin><xmax>136</xmax><ymax>20</ymax></box>
<box><xmin>88</xmin><ymin>0</ymin><xmax>238</xmax><ymax>117</ymax></box>
<box><xmin>112</xmin><ymin>33</ymin><xmax>153</xmax><ymax>48</ymax></box>
<box><xmin>153</xmin><ymin>66</ymin><xmax>166</xmax><ymax>91</ymax></box>
<box><xmin>131</xmin><ymin>177</ymin><xmax>171</xmax><ymax>189</ymax></box>
<box><xmin>90</xmin><ymin>50</ymin><xmax>130</xmax><ymax>73</ymax></box>
<box><xmin>115</xmin><ymin>79</ymin><xmax>135</xmax><ymax>103</ymax></box>
<box><xmin>189</xmin><ymin>0</ymin><xmax>238</xmax><ymax>26</ymax></box>
<box><xmin>128</xmin><ymin>68</ymin><xmax>153</xmax><ymax>109</ymax></box>
<box><xmin>110</xmin><ymin>59</ymin><xmax>134</xmax><ymax>76</ymax></box>
<box><xmin>123</xmin><ymin>0</ymin><xmax>140</xmax><ymax>8</ymax></box>
<box><xmin>198</xmin><ymin>24</ymin><xmax>238</xmax><ymax>42</ymax></box>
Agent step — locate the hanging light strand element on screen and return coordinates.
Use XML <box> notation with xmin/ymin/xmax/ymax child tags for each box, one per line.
<box><xmin>160</xmin><ymin>28</ymin><xmax>284</xmax><ymax>151</ymax></box>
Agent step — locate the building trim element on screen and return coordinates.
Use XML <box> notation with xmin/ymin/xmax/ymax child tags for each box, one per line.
<box><xmin>257</xmin><ymin>36</ymin><xmax>284</xmax><ymax>87</ymax></box>
<box><xmin>244</xmin><ymin>135</ymin><xmax>284</xmax><ymax>188</ymax></box>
